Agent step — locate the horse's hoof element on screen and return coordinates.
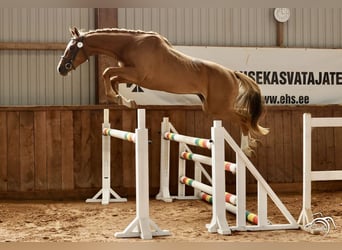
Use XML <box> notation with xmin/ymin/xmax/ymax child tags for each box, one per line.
<box><xmin>105</xmin><ymin>96</ymin><xmax>116</xmax><ymax>104</ymax></box>
<box><xmin>105</xmin><ymin>95</ymin><xmax>122</xmax><ymax>105</ymax></box>
<box><xmin>129</xmin><ymin>100</ymin><xmax>137</xmax><ymax>109</ymax></box>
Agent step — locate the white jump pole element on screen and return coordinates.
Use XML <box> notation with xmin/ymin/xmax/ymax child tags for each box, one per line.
<box><xmin>86</xmin><ymin>109</ymin><xmax>127</xmax><ymax>205</ymax></box>
<box><xmin>115</xmin><ymin>109</ymin><xmax>170</xmax><ymax>240</ymax></box>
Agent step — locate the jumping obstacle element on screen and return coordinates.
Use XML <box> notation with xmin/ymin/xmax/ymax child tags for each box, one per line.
<box><xmin>157</xmin><ymin>117</ymin><xmax>298</xmax><ymax>234</ymax></box>
<box><xmin>86</xmin><ymin>109</ymin><xmax>127</xmax><ymax>205</ymax></box>
<box><xmin>298</xmin><ymin>113</ymin><xmax>342</xmax><ymax>227</ymax></box>
<box><xmin>157</xmin><ymin>118</ymin><xmax>231</xmax><ymax>234</ymax></box>
<box><xmin>89</xmin><ymin>109</ymin><xmax>170</xmax><ymax>240</ymax></box>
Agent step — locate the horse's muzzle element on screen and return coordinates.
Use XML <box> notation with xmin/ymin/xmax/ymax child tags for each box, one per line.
<box><xmin>57</xmin><ymin>65</ymin><xmax>69</xmax><ymax>76</ymax></box>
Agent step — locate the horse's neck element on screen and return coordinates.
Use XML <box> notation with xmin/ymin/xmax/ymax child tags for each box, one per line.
<box><xmin>84</xmin><ymin>32</ymin><xmax>130</xmax><ymax>58</ymax></box>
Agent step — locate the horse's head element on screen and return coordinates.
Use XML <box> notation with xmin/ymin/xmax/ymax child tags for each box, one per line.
<box><xmin>57</xmin><ymin>27</ymin><xmax>88</xmax><ymax>76</ymax></box>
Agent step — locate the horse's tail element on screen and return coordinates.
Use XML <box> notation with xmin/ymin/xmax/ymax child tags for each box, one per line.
<box><xmin>233</xmin><ymin>71</ymin><xmax>269</xmax><ymax>139</ymax></box>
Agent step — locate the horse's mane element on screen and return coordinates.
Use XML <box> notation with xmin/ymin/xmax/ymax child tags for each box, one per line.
<box><xmin>82</xmin><ymin>28</ymin><xmax>158</xmax><ymax>36</ymax></box>
<box><xmin>81</xmin><ymin>28</ymin><xmax>172</xmax><ymax>46</ymax></box>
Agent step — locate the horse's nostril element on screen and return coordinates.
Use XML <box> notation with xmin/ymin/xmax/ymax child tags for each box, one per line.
<box><xmin>65</xmin><ymin>63</ymin><xmax>72</xmax><ymax>70</ymax></box>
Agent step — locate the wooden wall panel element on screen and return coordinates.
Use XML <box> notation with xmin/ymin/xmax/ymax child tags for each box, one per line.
<box><xmin>7</xmin><ymin>112</ymin><xmax>20</xmax><ymax>192</ymax></box>
<box><xmin>89</xmin><ymin>110</ymin><xmax>102</xmax><ymax>189</ymax></box>
<box><xmin>0</xmin><ymin>112</ymin><xmax>7</xmax><ymax>191</ymax></box>
<box><xmin>334</xmin><ymin>108</ymin><xmax>342</xmax><ymax>172</ymax></box>
<box><xmin>19</xmin><ymin>112</ymin><xmax>35</xmax><ymax>191</ymax></box>
<box><xmin>0</xmin><ymin>105</ymin><xmax>341</xmax><ymax>200</ymax></box>
<box><xmin>73</xmin><ymin>111</ymin><xmax>92</xmax><ymax>188</ymax></box>
<box><xmin>73</xmin><ymin>110</ymin><xmax>82</xmax><ymax>189</ymax></box>
<box><xmin>34</xmin><ymin>111</ymin><xmax>47</xmax><ymax>190</ymax></box>
<box><xmin>80</xmin><ymin>111</ymin><xmax>93</xmax><ymax>187</ymax></box>
<box><xmin>148</xmin><ymin>109</ymin><xmax>167</xmax><ymax>191</ymax></box>
<box><xmin>46</xmin><ymin>111</ymin><xmax>62</xmax><ymax>190</ymax></box>
<box><xmin>61</xmin><ymin>111</ymin><xmax>74</xmax><ymax>190</ymax></box>
<box><xmin>109</xmin><ymin>109</ymin><xmax>124</xmax><ymax>192</ymax></box>
<box><xmin>121</xmin><ymin>109</ymin><xmax>137</xmax><ymax>193</ymax></box>
<box><xmin>291</xmin><ymin>110</ymin><xmax>304</xmax><ymax>183</ymax></box>
<box><xmin>262</xmin><ymin>108</ymin><xmax>275</xmax><ymax>182</ymax></box>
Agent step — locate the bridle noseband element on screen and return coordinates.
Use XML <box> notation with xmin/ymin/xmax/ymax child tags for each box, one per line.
<box><xmin>61</xmin><ymin>36</ymin><xmax>88</xmax><ymax>70</ymax></box>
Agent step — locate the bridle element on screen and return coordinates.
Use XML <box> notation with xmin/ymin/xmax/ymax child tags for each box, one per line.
<box><xmin>61</xmin><ymin>36</ymin><xmax>88</xmax><ymax>70</ymax></box>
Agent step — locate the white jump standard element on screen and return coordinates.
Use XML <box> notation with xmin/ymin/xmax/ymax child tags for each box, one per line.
<box><xmin>298</xmin><ymin>113</ymin><xmax>342</xmax><ymax>231</ymax></box>
<box><xmin>86</xmin><ymin>109</ymin><xmax>127</xmax><ymax>205</ymax></box>
<box><xmin>113</xmin><ymin>109</ymin><xmax>170</xmax><ymax>240</ymax></box>
<box><xmin>88</xmin><ymin>109</ymin><xmax>170</xmax><ymax>240</ymax></box>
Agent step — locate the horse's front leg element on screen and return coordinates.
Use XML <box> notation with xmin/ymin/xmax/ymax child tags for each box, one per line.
<box><xmin>110</xmin><ymin>76</ymin><xmax>137</xmax><ymax>108</ymax></box>
<box><xmin>102</xmin><ymin>67</ymin><xmax>138</xmax><ymax>108</ymax></box>
<box><xmin>102</xmin><ymin>68</ymin><xmax>122</xmax><ymax>105</ymax></box>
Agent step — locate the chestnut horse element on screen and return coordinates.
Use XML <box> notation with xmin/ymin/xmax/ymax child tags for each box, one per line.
<box><xmin>57</xmin><ymin>27</ymin><xmax>268</xmax><ymax>155</ymax></box>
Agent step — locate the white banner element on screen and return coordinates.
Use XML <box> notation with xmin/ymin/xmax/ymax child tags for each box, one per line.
<box><xmin>118</xmin><ymin>46</ymin><xmax>342</xmax><ymax>105</ymax></box>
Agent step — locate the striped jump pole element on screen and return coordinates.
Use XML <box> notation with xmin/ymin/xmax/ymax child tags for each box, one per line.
<box><xmin>164</xmin><ymin>132</ymin><xmax>212</xmax><ymax>149</ymax></box>
<box><xmin>180</xmin><ymin>152</ymin><xmax>237</xmax><ymax>174</ymax></box>
<box><xmin>180</xmin><ymin>176</ymin><xmax>237</xmax><ymax>205</ymax></box>
<box><xmin>103</xmin><ymin>128</ymin><xmax>136</xmax><ymax>142</ymax></box>
<box><xmin>200</xmin><ymin>192</ymin><xmax>259</xmax><ymax>225</ymax></box>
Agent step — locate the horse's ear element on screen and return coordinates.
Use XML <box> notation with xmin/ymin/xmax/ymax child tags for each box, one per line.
<box><xmin>70</xmin><ymin>27</ymin><xmax>80</xmax><ymax>37</ymax></box>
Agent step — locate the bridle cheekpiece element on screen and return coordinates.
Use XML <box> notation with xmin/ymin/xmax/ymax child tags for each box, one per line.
<box><xmin>61</xmin><ymin>36</ymin><xmax>88</xmax><ymax>71</ymax></box>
